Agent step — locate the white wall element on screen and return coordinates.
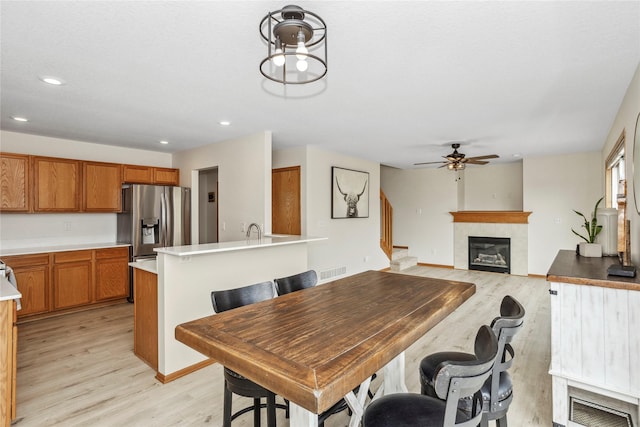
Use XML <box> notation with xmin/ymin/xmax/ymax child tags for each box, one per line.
<box><xmin>171</xmin><ymin>132</ymin><xmax>272</xmax><ymax>243</ymax></box>
<box><xmin>463</xmin><ymin>161</ymin><xmax>523</xmax><ymax>210</ymax></box>
<box><xmin>523</xmin><ymin>152</ymin><xmax>603</xmax><ymax>275</ymax></box>
<box><xmin>274</xmin><ymin>146</ymin><xmax>388</xmax><ymax>278</ymax></box>
<box><xmin>0</xmin><ymin>131</ymin><xmax>172</xmax><ymax>250</ymax></box>
<box><xmin>601</xmin><ymin>63</ymin><xmax>640</xmax><ymax>266</ymax></box>
<box><xmin>381</xmin><ymin>166</ymin><xmax>458</xmax><ymax>266</ymax></box>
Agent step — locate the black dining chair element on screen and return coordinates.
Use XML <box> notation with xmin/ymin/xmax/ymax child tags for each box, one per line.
<box><xmin>363</xmin><ymin>324</ymin><xmax>499</xmax><ymax>427</ymax></box>
<box><xmin>211</xmin><ymin>281</ymin><xmax>288</xmax><ymax>427</ymax></box>
<box><xmin>274</xmin><ymin>269</ymin><xmax>318</xmax><ymax>295</ymax></box>
<box><xmin>420</xmin><ymin>295</ymin><xmax>525</xmax><ymax>427</ymax></box>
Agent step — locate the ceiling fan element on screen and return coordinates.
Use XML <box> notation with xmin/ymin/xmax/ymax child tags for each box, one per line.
<box><xmin>414</xmin><ymin>143</ymin><xmax>499</xmax><ymax>170</ymax></box>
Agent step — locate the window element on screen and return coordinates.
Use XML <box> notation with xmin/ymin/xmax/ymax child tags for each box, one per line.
<box><xmin>605</xmin><ymin>131</ymin><xmax>625</xmax><ymax>209</ymax></box>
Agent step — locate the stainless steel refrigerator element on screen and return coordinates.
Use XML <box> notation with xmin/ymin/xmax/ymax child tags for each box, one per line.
<box><xmin>117</xmin><ymin>184</ymin><xmax>191</xmax><ymax>300</ymax></box>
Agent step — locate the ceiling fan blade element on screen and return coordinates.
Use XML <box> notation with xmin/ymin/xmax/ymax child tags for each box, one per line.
<box><xmin>414</xmin><ymin>161</ymin><xmax>447</xmax><ymax>165</ymax></box>
<box><xmin>465</xmin><ymin>160</ymin><xmax>489</xmax><ymax>165</ymax></box>
<box><xmin>465</xmin><ymin>154</ymin><xmax>499</xmax><ymax>161</ymax></box>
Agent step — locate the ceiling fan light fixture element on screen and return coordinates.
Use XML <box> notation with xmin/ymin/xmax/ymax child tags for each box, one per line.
<box><xmin>259</xmin><ymin>5</ymin><xmax>327</xmax><ymax>84</ymax></box>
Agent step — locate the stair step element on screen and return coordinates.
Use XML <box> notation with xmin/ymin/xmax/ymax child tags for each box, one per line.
<box><xmin>390</xmin><ymin>256</ymin><xmax>418</xmax><ymax>272</ymax></box>
<box><xmin>391</xmin><ymin>247</ymin><xmax>409</xmax><ymax>260</ymax></box>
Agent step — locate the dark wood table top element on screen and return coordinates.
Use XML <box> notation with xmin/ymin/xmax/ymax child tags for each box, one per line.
<box><xmin>175</xmin><ymin>270</ymin><xmax>476</xmax><ymax>413</ymax></box>
<box><xmin>547</xmin><ymin>250</ymin><xmax>640</xmax><ymax>291</ymax></box>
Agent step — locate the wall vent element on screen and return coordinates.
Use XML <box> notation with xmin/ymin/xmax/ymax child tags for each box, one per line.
<box><xmin>570</xmin><ymin>397</ymin><xmax>633</xmax><ymax>427</ymax></box>
<box><xmin>319</xmin><ymin>266</ymin><xmax>347</xmax><ymax>281</ymax></box>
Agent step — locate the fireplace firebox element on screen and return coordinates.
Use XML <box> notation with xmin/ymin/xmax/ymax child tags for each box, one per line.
<box><xmin>468</xmin><ymin>236</ymin><xmax>511</xmax><ymax>274</ymax></box>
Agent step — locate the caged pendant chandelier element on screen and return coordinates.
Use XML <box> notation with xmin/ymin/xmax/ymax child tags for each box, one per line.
<box><xmin>259</xmin><ymin>5</ymin><xmax>327</xmax><ymax>84</ymax></box>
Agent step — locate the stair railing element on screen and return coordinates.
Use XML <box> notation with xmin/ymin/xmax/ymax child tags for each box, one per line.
<box><xmin>380</xmin><ymin>189</ymin><xmax>393</xmax><ymax>259</ymax></box>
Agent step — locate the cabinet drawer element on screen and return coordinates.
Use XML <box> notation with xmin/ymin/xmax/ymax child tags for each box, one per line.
<box><xmin>1</xmin><ymin>253</ymin><xmax>49</xmax><ymax>268</ymax></box>
<box><xmin>95</xmin><ymin>247</ymin><xmax>129</xmax><ymax>260</ymax></box>
<box><xmin>53</xmin><ymin>250</ymin><xmax>92</xmax><ymax>264</ymax></box>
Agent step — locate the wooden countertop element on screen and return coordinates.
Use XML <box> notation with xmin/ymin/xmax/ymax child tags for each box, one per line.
<box><xmin>176</xmin><ymin>270</ymin><xmax>476</xmax><ymax>414</ymax></box>
<box><xmin>546</xmin><ymin>250</ymin><xmax>640</xmax><ymax>291</ymax></box>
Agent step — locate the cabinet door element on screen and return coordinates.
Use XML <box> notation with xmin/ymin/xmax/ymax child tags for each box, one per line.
<box><xmin>83</xmin><ymin>161</ymin><xmax>122</xmax><ymax>212</ymax></box>
<box><xmin>0</xmin><ymin>153</ymin><xmax>30</xmax><ymax>212</ymax></box>
<box><xmin>122</xmin><ymin>165</ymin><xmax>154</xmax><ymax>184</ymax></box>
<box><xmin>95</xmin><ymin>248</ymin><xmax>129</xmax><ymax>301</ymax></box>
<box><xmin>153</xmin><ymin>168</ymin><xmax>179</xmax><ymax>185</ymax></box>
<box><xmin>2</xmin><ymin>254</ymin><xmax>50</xmax><ymax>317</ymax></box>
<box><xmin>53</xmin><ymin>261</ymin><xmax>92</xmax><ymax>309</ymax></box>
<box><xmin>33</xmin><ymin>156</ymin><xmax>81</xmax><ymax>211</ymax></box>
<box><xmin>134</xmin><ymin>268</ymin><xmax>158</xmax><ymax>370</ymax></box>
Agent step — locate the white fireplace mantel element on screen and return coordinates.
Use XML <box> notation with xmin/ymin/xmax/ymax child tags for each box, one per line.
<box><xmin>451</xmin><ymin>211</ymin><xmax>531</xmax><ymax>276</ymax></box>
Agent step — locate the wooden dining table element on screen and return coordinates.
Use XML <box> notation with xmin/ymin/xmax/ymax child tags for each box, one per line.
<box><xmin>175</xmin><ymin>270</ymin><xmax>476</xmax><ymax>427</ymax></box>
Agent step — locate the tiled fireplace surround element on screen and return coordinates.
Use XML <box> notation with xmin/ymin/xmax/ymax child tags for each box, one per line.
<box><xmin>451</xmin><ymin>211</ymin><xmax>532</xmax><ymax>276</ymax></box>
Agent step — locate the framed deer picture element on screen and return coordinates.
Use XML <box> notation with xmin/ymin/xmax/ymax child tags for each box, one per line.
<box><xmin>332</xmin><ymin>166</ymin><xmax>369</xmax><ymax>219</ymax></box>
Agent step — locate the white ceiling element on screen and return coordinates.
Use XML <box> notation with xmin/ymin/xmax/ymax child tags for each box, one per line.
<box><xmin>1</xmin><ymin>1</ymin><xmax>639</xmax><ymax>169</ymax></box>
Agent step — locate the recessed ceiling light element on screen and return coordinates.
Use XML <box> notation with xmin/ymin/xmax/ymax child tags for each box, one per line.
<box><xmin>10</xmin><ymin>116</ymin><xmax>28</xmax><ymax>122</ymax></box>
<box><xmin>159</xmin><ymin>140</ymin><xmax>169</xmax><ymax>145</ymax></box>
<box><xmin>39</xmin><ymin>76</ymin><xmax>65</xmax><ymax>85</ymax></box>
<box><xmin>512</xmin><ymin>153</ymin><xmax>521</xmax><ymax>158</ymax></box>
<box><xmin>219</xmin><ymin>121</ymin><xmax>231</xmax><ymax>126</ymax></box>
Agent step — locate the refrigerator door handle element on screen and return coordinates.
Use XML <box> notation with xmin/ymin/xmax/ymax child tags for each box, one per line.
<box><xmin>160</xmin><ymin>191</ymin><xmax>167</xmax><ymax>247</ymax></box>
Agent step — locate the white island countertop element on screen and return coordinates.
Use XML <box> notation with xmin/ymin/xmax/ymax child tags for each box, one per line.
<box><xmin>154</xmin><ymin>235</ymin><xmax>326</xmax><ymax>257</ymax></box>
<box><xmin>0</xmin><ymin>276</ymin><xmax>21</xmax><ymax>302</ymax></box>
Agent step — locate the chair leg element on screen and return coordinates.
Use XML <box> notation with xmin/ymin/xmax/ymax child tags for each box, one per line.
<box><xmin>266</xmin><ymin>393</ymin><xmax>276</xmax><ymax>427</ymax></box>
<box><xmin>252</xmin><ymin>398</ymin><xmax>262</xmax><ymax>427</ymax></box>
<box><xmin>480</xmin><ymin>413</ymin><xmax>489</xmax><ymax>427</ymax></box>
<box><xmin>223</xmin><ymin>383</ymin><xmax>232</xmax><ymax>427</ymax></box>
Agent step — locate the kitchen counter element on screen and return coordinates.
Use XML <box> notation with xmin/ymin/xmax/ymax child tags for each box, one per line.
<box><xmin>0</xmin><ymin>242</ymin><xmax>130</xmax><ymax>257</ymax></box>
<box><xmin>154</xmin><ymin>235</ymin><xmax>326</xmax><ymax>257</ymax></box>
<box><xmin>546</xmin><ymin>249</ymin><xmax>640</xmax><ymax>291</ymax></box>
<box><xmin>0</xmin><ymin>276</ymin><xmax>20</xmax><ymax>302</ymax></box>
<box><xmin>129</xmin><ymin>259</ymin><xmax>158</xmax><ymax>275</ymax></box>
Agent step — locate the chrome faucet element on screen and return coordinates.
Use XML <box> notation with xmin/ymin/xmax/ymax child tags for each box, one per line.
<box><xmin>246</xmin><ymin>223</ymin><xmax>262</xmax><ymax>240</ymax></box>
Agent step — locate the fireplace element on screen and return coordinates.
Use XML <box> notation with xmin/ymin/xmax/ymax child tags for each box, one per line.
<box><xmin>468</xmin><ymin>236</ymin><xmax>511</xmax><ymax>274</ymax></box>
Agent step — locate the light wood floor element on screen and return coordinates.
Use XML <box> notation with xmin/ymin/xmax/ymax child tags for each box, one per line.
<box><xmin>12</xmin><ymin>266</ymin><xmax>551</xmax><ymax>426</ymax></box>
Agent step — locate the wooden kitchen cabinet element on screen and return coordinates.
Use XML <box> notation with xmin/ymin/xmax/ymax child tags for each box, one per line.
<box><xmin>0</xmin><ymin>299</ymin><xmax>18</xmax><ymax>426</ymax></box>
<box><xmin>0</xmin><ymin>254</ymin><xmax>49</xmax><ymax>317</ymax></box>
<box><xmin>95</xmin><ymin>247</ymin><xmax>129</xmax><ymax>301</ymax></box>
<box><xmin>52</xmin><ymin>251</ymin><xmax>92</xmax><ymax>310</ymax></box>
<box><xmin>123</xmin><ymin>165</ymin><xmax>180</xmax><ymax>186</ymax></box>
<box><xmin>83</xmin><ymin>161</ymin><xmax>122</xmax><ymax>212</ymax></box>
<box><xmin>33</xmin><ymin>156</ymin><xmax>81</xmax><ymax>212</ymax></box>
<box><xmin>122</xmin><ymin>164</ymin><xmax>154</xmax><ymax>184</ymax></box>
<box><xmin>133</xmin><ymin>268</ymin><xmax>158</xmax><ymax>370</ymax></box>
<box><xmin>153</xmin><ymin>167</ymin><xmax>179</xmax><ymax>185</ymax></box>
<box><xmin>0</xmin><ymin>152</ymin><xmax>30</xmax><ymax>212</ymax></box>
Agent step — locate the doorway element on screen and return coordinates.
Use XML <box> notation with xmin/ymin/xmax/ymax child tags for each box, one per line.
<box><xmin>272</xmin><ymin>166</ymin><xmax>301</xmax><ymax>235</ymax></box>
<box><xmin>198</xmin><ymin>167</ymin><xmax>218</xmax><ymax>243</ymax></box>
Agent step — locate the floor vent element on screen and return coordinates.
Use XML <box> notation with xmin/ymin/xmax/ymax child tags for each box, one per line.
<box><xmin>320</xmin><ymin>266</ymin><xmax>346</xmax><ymax>281</ymax></box>
<box><xmin>570</xmin><ymin>397</ymin><xmax>633</xmax><ymax>427</ymax></box>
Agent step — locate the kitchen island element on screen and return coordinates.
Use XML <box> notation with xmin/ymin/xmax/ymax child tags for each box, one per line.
<box><xmin>547</xmin><ymin>250</ymin><xmax>640</xmax><ymax>426</ymax></box>
<box><xmin>130</xmin><ymin>235</ymin><xmax>325</xmax><ymax>382</ymax></box>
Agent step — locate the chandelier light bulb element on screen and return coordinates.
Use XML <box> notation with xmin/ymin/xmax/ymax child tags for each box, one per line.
<box><xmin>295</xmin><ymin>30</ymin><xmax>308</xmax><ymax>60</ymax></box>
<box><xmin>296</xmin><ymin>59</ymin><xmax>308</xmax><ymax>72</ymax></box>
<box><xmin>273</xmin><ymin>48</ymin><xmax>285</xmax><ymax>67</ymax></box>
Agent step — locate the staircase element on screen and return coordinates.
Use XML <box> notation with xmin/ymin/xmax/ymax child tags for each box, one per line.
<box><xmin>390</xmin><ymin>246</ymin><xmax>418</xmax><ymax>272</ymax></box>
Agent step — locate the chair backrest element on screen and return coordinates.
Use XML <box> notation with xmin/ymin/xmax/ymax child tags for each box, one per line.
<box><xmin>274</xmin><ymin>270</ymin><xmax>318</xmax><ymax>296</ymax></box>
<box><xmin>433</xmin><ymin>325</ymin><xmax>499</xmax><ymax>427</ymax></box>
<box><xmin>487</xmin><ymin>295</ymin><xmax>525</xmax><ymax>410</ymax></box>
<box><xmin>211</xmin><ymin>281</ymin><xmax>277</xmax><ymax>313</ymax></box>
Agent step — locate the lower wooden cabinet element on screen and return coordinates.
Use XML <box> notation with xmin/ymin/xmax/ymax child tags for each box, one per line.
<box><xmin>133</xmin><ymin>268</ymin><xmax>158</xmax><ymax>370</ymax></box>
<box><xmin>95</xmin><ymin>247</ymin><xmax>129</xmax><ymax>301</ymax></box>
<box><xmin>2</xmin><ymin>247</ymin><xmax>129</xmax><ymax>320</ymax></box>
<box><xmin>0</xmin><ymin>299</ymin><xmax>18</xmax><ymax>426</ymax></box>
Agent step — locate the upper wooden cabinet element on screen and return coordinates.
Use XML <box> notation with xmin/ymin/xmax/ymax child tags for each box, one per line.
<box><xmin>0</xmin><ymin>152</ymin><xmax>30</xmax><ymax>212</ymax></box>
<box><xmin>33</xmin><ymin>156</ymin><xmax>81</xmax><ymax>212</ymax></box>
<box><xmin>83</xmin><ymin>161</ymin><xmax>122</xmax><ymax>212</ymax></box>
<box><xmin>123</xmin><ymin>165</ymin><xmax>180</xmax><ymax>186</ymax></box>
<box><xmin>123</xmin><ymin>165</ymin><xmax>154</xmax><ymax>184</ymax></box>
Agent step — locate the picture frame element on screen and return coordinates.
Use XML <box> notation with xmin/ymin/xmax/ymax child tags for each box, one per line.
<box><xmin>332</xmin><ymin>166</ymin><xmax>369</xmax><ymax>218</ymax></box>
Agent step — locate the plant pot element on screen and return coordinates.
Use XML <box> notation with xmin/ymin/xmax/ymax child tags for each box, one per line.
<box><xmin>579</xmin><ymin>242</ymin><xmax>602</xmax><ymax>257</ymax></box>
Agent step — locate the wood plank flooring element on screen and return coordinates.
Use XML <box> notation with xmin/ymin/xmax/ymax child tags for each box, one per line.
<box><xmin>12</xmin><ymin>266</ymin><xmax>551</xmax><ymax>426</ymax></box>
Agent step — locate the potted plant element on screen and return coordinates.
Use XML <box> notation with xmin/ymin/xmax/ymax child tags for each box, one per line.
<box><xmin>572</xmin><ymin>197</ymin><xmax>604</xmax><ymax>257</ymax></box>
